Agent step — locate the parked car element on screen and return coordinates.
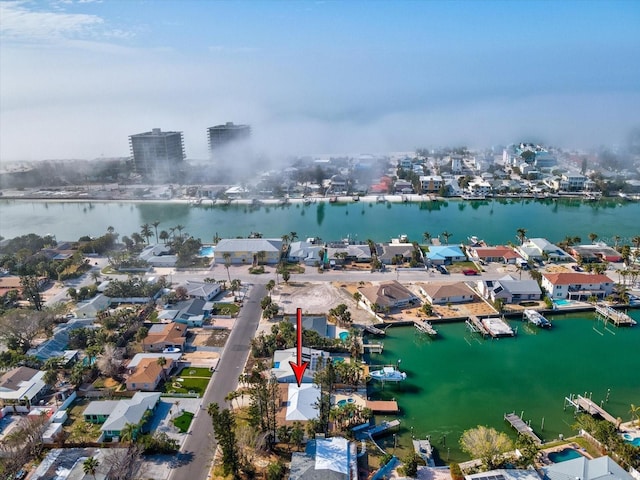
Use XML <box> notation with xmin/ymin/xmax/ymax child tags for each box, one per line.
<box><xmin>463</xmin><ymin>269</ymin><xmax>479</xmax><ymax>276</ymax></box>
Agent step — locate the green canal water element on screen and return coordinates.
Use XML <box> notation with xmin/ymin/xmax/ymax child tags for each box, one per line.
<box><xmin>365</xmin><ymin>310</ymin><xmax>640</xmax><ymax>464</ymax></box>
<box><xmin>1</xmin><ymin>198</ymin><xmax>639</xmax><ymax>244</ymax></box>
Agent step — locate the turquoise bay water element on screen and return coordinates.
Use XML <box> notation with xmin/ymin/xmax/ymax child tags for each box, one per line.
<box><xmin>365</xmin><ymin>310</ymin><xmax>640</xmax><ymax>463</ymax></box>
<box><xmin>1</xmin><ymin>198</ymin><xmax>639</xmax><ymax>244</ymax></box>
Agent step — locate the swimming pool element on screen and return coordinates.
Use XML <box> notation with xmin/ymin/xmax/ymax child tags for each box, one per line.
<box><xmin>339</xmin><ymin>332</ymin><xmax>350</xmax><ymax>341</ymax></box>
<box><xmin>337</xmin><ymin>398</ymin><xmax>356</xmax><ymax>407</ymax></box>
<box><xmin>333</xmin><ymin>357</ymin><xmax>345</xmax><ymax>364</ymax></box>
<box><xmin>199</xmin><ymin>246</ymin><xmax>215</xmax><ymax>257</ymax></box>
<box><xmin>623</xmin><ymin>433</ymin><xmax>640</xmax><ymax>446</ymax></box>
<box><xmin>554</xmin><ymin>299</ymin><xmax>572</xmax><ymax>306</ymax></box>
<box><xmin>548</xmin><ymin>448</ymin><xmax>583</xmax><ymax>463</ymax></box>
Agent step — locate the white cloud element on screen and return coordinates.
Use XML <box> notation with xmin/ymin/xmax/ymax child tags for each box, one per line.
<box><xmin>0</xmin><ymin>1</ymin><xmax>104</xmax><ymax>40</ymax></box>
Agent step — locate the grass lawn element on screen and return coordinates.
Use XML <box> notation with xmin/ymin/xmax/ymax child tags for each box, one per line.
<box><xmin>179</xmin><ymin>367</ymin><xmax>213</xmax><ymax>378</ymax></box>
<box><xmin>165</xmin><ymin>376</ymin><xmax>211</xmax><ymax>395</ymax></box>
<box><xmin>211</xmin><ymin>303</ymin><xmax>240</xmax><ymax>316</ymax></box>
<box><xmin>447</xmin><ymin>261</ymin><xmax>478</xmax><ymax>272</ymax></box>
<box><xmin>172</xmin><ymin>411</ymin><xmax>194</xmax><ymax>433</ymax></box>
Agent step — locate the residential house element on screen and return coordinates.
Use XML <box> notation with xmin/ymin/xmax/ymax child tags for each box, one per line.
<box><xmin>468</xmin><ymin>246</ymin><xmax>522</xmax><ymax>264</ymax></box>
<box><xmin>378</xmin><ymin>243</ymin><xmax>419</xmax><ymax>265</ymax></box>
<box><xmin>0</xmin><ymin>366</ymin><xmax>48</xmax><ymax>407</ymax></box>
<box><xmin>279</xmin><ymin>383</ymin><xmax>321</xmax><ymax>423</ymax></box>
<box><xmin>467</xmin><ymin>180</ymin><xmax>492</xmax><ymax>196</ymax></box>
<box><xmin>466</xmin><ymin>469</ymin><xmax>541</xmax><ymax>480</ymax></box>
<box><xmin>419</xmin><ymin>175</ymin><xmax>443</xmax><ymax>193</ymax></box>
<box><xmin>271</xmin><ymin>347</ymin><xmax>331</xmax><ymax>383</ymax></box>
<box><xmin>325</xmin><ymin>243</ymin><xmax>372</xmax><ymax>263</ymax></box>
<box><xmin>358</xmin><ymin>280</ymin><xmax>419</xmax><ymax>310</ymax></box>
<box><xmin>541</xmin><ymin>455</ymin><xmax>632</xmax><ymax>480</ymax></box>
<box><xmin>393</xmin><ymin>179</ymin><xmax>414</xmax><ymax>194</ymax></box>
<box><xmin>542</xmin><ymin>272</ymin><xmax>614</xmax><ymax>300</ymax></box>
<box><xmin>289</xmin><ymin>436</ymin><xmax>357</xmax><ymax>480</ymax></box>
<box><xmin>419</xmin><ymin>282</ymin><xmax>475</xmax><ymax>305</ymax></box>
<box><xmin>173</xmin><ymin>298</ymin><xmax>209</xmax><ymax>327</ymax></box>
<box><xmin>142</xmin><ymin>322</ymin><xmax>187</xmax><ymax>352</ymax></box>
<box><xmin>214</xmin><ymin>238</ymin><xmax>283</xmax><ymax>265</ymax></box>
<box><xmin>75</xmin><ymin>293</ymin><xmax>111</xmax><ymax>318</ymax></box>
<box><xmin>516</xmin><ymin>238</ymin><xmax>573</xmax><ymax>262</ymax></box>
<box><xmin>181</xmin><ymin>280</ymin><xmax>221</xmax><ymax>301</ymax></box>
<box><xmin>328</xmin><ymin>174</ymin><xmax>348</xmax><ymax>194</ymax></box>
<box><xmin>126</xmin><ymin>357</ymin><xmax>174</xmax><ymax>391</ymax></box>
<box><xmin>288</xmin><ymin>241</ymin><xmax>323</xmax><ymax>266</ymax></box>
<box><xmin>83</xmin><ymin>392</ymin><xmax>161</xmax><ymax>441</ymax></box>
<box><xmin>138</xmin><ymin>244</ymin><xmax>177</xmax><ymax>267</ymax></box>
<box><xmin>287</xmin><ymin>315</ymin><xmax>329</xmax><ymax>337</ymax></box>
<box><xmin>568</xmin><ymin>243</ymin><xmax>622</xmax><ymax>263</ymax></box>
<box><xmin>478</xmin><ymin>275</ymin><xmax>542</xmax><ymax>303</ymax></box>
<box><xmin>0</xmin><ymin>275</ymin><xmax>48</xmax><ymax>297</ymax></box>
<box><xmin>425</xmin><ymin>245</ymin><xmax>466</xmax><ymax>265</ymax></box>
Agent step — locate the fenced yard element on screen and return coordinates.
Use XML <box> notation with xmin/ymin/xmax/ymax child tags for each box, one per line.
<box><xmin>164</xmin><ymin>366</ymin><xmax>212</xmax><ymax>396</ymax></box>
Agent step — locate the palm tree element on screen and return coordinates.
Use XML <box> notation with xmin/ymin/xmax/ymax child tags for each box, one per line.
<box><xmin>630</xmin><ymin>404</ymin><xmax>640</xmax><ymax>427</ymax></box>
<box><xmin>140</xmin><ymin>224</ymin><xmax>153</xmax><ymax>244</ymax></box>
<box><xmin>119</xmin><ymin>422</ymin><xmax>136</xmax><ymax>444</ymax></box>
<box><xmin>290</xmin><ymin>231</ymin><xmax>298</xmax><ymax>242</ymax></box>
<box><xmin>152</xmin><ymin>221</ymin><xmax>161</xmax><ymax>243</ymax></box>
<box><xmin>422</xmin><ymin>232</ymin><xmax>431</xmax><ymax>244</ymax></box>
<box><xmin>281</xmin><ymin>234</ymin><xmax>290</xmax><ymax>246</ymax></box>
<box><xmin>83</xmin><ymin>456</ymin><xmax>100</xmax><ymax>480</ymax></box>
<box><xmin>176</xmin><ymin>224</ymin><xmax>185</xmax><ymax>240</ymax></box>
<box><xmin>159</xmin><ymin>230</ymin><xmax>169</xmax><ymax>244</ymax></box>
<box><xmin>266</xmin><ymin>280</ymin><xmax>275</xmax><ymax>298</ymax></box>
<box><xmin>613</xmin><ymin>235</ymin><xmax>621</xmax><ymax>248</ymax></box>
<box><xmin>90</xmin><ymin>271</ymin><xmax>101</xmax><ymax>284</ymax></box>
<box><xmin>353</xmin><ymin>291</ymin><xmax>362</xmax><ymax>308</ymax></box>
<box><xmin>516</xmin><ymin>228</ymin><xmax>527</xmax><ymax>245</ymax></box>
<box><xmin>223</xmin><ymin>252</ymin><xmax>232</xmax><ymax>284</ymax></box>
<box><xmin>441</xmin><ymin>231</ymin><xmax>452</xmax><ymax>245</ymax></box>
<box><xmin>588</xmin><ymin>232</ymin><xmax>598</xmax><ymax>244</ymax></box>
<box><xmin>157</xmin><ymin>356</ymin><xmax>167</xmax><ymax>373</ymax></box>
<box><xmin>256</xmin><ymin>250</ymin><xmax>267</xmax><ymax>266</ymax></box>
<box><xmin>632</xmin><ymin>236</ymin><xmax>640</xmax><ymax>250</ymax></box>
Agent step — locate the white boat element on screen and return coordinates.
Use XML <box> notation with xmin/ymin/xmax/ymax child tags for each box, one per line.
<box><xmin>369</xmin><ymin>366</ymin><xmax>407</xmax><ymax>382</ymax></box>
<box><xmin>523</xmin><ymin>309</ymin><xmax>551</xmax><ymax>328</ymax></box>
<box><xmin>461</xmin><ymin>193</ymin><xmax>486</xmax><ymax>200</ymax></box>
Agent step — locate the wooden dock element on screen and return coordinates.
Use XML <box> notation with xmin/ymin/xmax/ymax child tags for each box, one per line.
<box><xmin>504</xmin><ymin>412</ymin><xmax>542</xmax><ymax>444</ymax></box>
<box><xmin>412</xmin><ymin>438</ymin><xmax>435</xmax><ymax>466</ymax></box>
<box><xmin>364</xmin><ymin>325</ymin><xmax>386</xmax><ymax>336</ymax></box>
<box><xmin>595</xmin><ymin>304</ymin><xmax>637</xmax><ymax>327</ymax></box>
<box><xmin>365</xmin><ymin>419</ymin><xmax>400</xmax><ymax>438</ymax></box>
<box><xmin>363</xmin><ymin>343</ymin><xmax>384</xmax><ymax>354</ymax></box>
<box><xmin>414</xmin><ymin>320</ymin><xmax>438</xmax><ymax>336</ymax></box>
<box><xmin>565</xmin><ymin>394</ymin><xmax>620</xmax><ymax>426</ymax></box>
<box><xmin>466</xmin><ymin>316</ymin><xmax>489</xmax><ymax>337</ymax></box>
<box><xmin>366</xmin><ymin>400</ymin><xmax>399</xmax><ymax>413</ymax></box>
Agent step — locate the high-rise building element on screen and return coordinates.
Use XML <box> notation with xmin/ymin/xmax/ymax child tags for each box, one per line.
<box><xmin>208</xmin><ymin>122</ymin><xmax>251</xmax><ymax>157</ymax></box>
<box><xmin>129</xmin><ymin>128</ymin><xmax>185</xmax><ymax>177</ymax></box>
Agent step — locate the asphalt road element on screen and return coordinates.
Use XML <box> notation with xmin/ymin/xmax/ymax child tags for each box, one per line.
<box><xmin>168</xmin><ymin>282</ymin><xmax>266</xmax><ymax>480</ymax></box>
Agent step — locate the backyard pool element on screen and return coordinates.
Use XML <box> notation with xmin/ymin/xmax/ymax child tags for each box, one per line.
<box><xmin>339</xmin><ymin>332</ymin><xmax>350</xmax><ymax>341</ymax></box>
<box><xmin>337</xmin><ymin>398</ymin><xmax>356</xmax><ymax>407</ymax></box>
<box><xmin>554</xmin><ymin>299</ymin><xmax>573</xmax><ymax>307</ymax></box>
<box><xmin>199</xmin><ymin>246</ymin><xmax>215</xmax><ymax>257</ymax></box>
<box><xmin>548</xmin><ymin>448</ymin><xmax>583</xmax><ymax>463</ymax></box>
<box><xmin>623</xmin><ymin>433</ymin><xmax>640</xmax><ymax>447</ymax></box>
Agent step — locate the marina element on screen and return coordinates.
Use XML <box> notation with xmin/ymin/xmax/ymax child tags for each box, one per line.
<box><xmin>523</xmin><ymin>309</ymin><xmax>552</xmax><ymax>328</ymax></box>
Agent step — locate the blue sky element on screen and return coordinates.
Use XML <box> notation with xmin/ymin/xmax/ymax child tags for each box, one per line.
<box><xmin>1</xmin><ymin>0</ymin><xmax>639</xmax><ymax>161</ymax></box>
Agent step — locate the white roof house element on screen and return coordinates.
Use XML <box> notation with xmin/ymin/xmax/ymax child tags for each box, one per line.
<box><xmin>75</xmin><ymin>293</ymin><xmax>111</xmax><ymax>318</ymax></box>
<box><xmin>181</xmin><ymin>280</ymin><xmax>221</xmax><ymax>301</ymax></box>
<box><xmin>541</xmin><ymin>455</ymin><xmax>632</xmax><ymax>480</ymax></box>
<box><xmin>289</xmin><ymin>436</ymin><xmax>357</xmax><ymax>480</ymax></box>
<box><xmin>516</xmin><ymin>238</ymin><xmax>573</xmax><ymax>262</ymax></box>
<box><xmin>126</xmin><ymin>352</ymin><xmax>182</xmax><ymax>370</ymax></box>
<box><xmin>0</xmin><ymin>367</ymin><xmax>47</xmax><ymax>404</ymax></box>
<box><xmin>83</xmin><ymin>392</ymin><xmax>161</xmax><ymax>439</ymax></box>
<box><xmin>288</xmin><ymin>241</ymin><xmax>323</xmax><ymax>266</ymax></box>
<box><xmin>214</xmin><ymin>238</ymin><xmax>283</xmax><ymax>265</ymax></box>
<box><xmin>285</xmin><ymin>384</ymin><xmax>320</xmax><ymax>422</ymax></box>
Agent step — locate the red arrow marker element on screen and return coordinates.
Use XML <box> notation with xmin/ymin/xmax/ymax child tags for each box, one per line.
<box><xmin>289</xmin><ymin>307</ymin><xmax>309</xmax><ymax>387</ymax></box>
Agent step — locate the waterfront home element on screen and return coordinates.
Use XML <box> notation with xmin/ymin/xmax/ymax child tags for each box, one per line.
<box><xmin>466</xmin><ymin>468</ymin><xmax>541</xmax><ymax>480</ymax></box>
<box><xmin>419</xmin><ymin>175</ymin><xmax>443</xmax><ymax>193</ymax></box>
<box><xmin>83</xmin><ymin>392</ymin><xmax>160</xmax><ymax>441</ymax></box>
<box><xmin>138</xmin><ymin>243</ymin><xmax>177</xmax><ymax>267</ymax></box>
<box><xmin>468</xmin><ymin>245</ymin><xmax>522</xmax><ymax>264</ymax></box>
<box><xmin>425</xmin><ymin>245</ymin><xmax>466</xmax><ymax>265</ymax></box>
<box><xmin>141</xmin><ymin>322</ymin><xmax>186</xmax><ymax>352</ymax></box>
<box><xmin>358</xmin><ymin>280</ymin><xmax>419</xmax><ymax>310</ymax></box>
<box><xmin>541</xmin><ymin>272</ymin><xmax>614</xmax><ymax>300</ymax></box>
<box><xmin>568</xmin><ymin>243</ymin><xmax>623</xmax><ymax>263</ymax></box>
<box><xmin>478</xmin><ymin>275</ymin><xmax>542</xmax><ymax>304</ymax></box>
<box><xmin>289</xmin><ymin>436</ymin><xmax>357</xmax><ymax>480</ymax></box>
<box><xmin>541</xmin><ymin>455</ymin><xmax>632</xmax><ymax>480</ymax></box>
<box><xmin>286</xmin><ymin>315</ymin><xmax>329</xmax><ymax>337</ymax></box>
<box><xmin>325</xmin><ymin>243</ymin><xmax>372</xmax><ymax>263</ymax></box>
<box><xmin>0</xmin><ymin>366</ymin><xmax>48</xmax><ymax>407</ymax></box>
<box><xmin>419</xmin><ymin>282</ymin><xmax>475</xmax><ymax>305</ymax></box>
<box><xmin>379</xmin><ymin>242</ymin><xmax>419</xmax><ymax>265</ymax></box>
<box><xmin>125</xmin><ymin>357</ymin><xmax>174</xmax><ymax>391</ymax></box>
<box><xmin>271</xmin><ymin>347</ymin><xmax>331</xmax><ymax>383</ymax></box>
<box><xmin>516</xmin><ymin>238</ymin><xmax>573</xmax><ymax>262</ymax></box>
<box><xmin>180</xmin><ymin>280</ymin><xmax>221</xmax><ymax>301</ymax></box>
<box><xmin>288</xmin><ymin>241</ymin><xmax>323</xmax><ymax>266</ymax></box>
<box><xmin>214</xmin><ymin>238</ymin><xmax>282</xmax><ymax>265</ymax></box>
